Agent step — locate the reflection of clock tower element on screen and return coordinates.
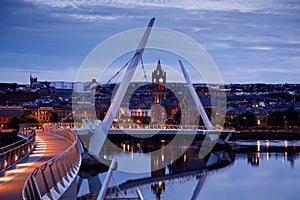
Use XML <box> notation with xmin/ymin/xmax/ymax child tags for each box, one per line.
<box><xmin>151</xmin><ymin>59</ymin><xmax>167</xmax><ymax>123</ymax></box>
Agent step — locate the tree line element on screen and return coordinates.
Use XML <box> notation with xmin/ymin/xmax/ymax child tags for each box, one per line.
<box><xmin>224</xmin><ymin>107</ymin><xmax>300</xmax><ymax>130</ymax></box>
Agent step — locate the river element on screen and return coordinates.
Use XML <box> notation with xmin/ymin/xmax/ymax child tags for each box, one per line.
<box><xmin>77</xmin><ymin>140</ymin><xmax>300</xmax><ymax>200</ymax></box>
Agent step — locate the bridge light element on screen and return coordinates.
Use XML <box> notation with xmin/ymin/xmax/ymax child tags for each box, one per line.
<box><xmin>14</xmin><ymin>154</ymin><xmax>18</xmax><ymax>162</ymax></box>
<box><xmin>2</xmin><ymin>160</ymin><xmax>7</xmax><ymax>169</ymax></box>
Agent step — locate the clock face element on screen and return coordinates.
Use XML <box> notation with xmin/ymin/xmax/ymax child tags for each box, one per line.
<box><xmin>159</xmin><ymin>78</ymin><xmax>164</xmax><ymax>83</ymax></box>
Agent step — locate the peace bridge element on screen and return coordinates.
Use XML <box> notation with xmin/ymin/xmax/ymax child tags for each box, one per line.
<box><xmin>0</xmin><ymin>18</ymin><xmax>235</xmax><ymax>200</ymax></box>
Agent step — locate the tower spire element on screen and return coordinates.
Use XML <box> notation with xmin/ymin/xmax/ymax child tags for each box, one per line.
<box><xmin>156</xmin><ymin>59</ymin><xmax>162</xmax><ymax>71</ymax></box>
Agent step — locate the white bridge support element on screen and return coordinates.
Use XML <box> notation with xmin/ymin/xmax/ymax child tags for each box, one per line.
<box><xmin>87</xmin><ymin>18</ymin><xmax>155</xmax><ymax>157</ymax></box>
<box><xmin>179</xmin><ymin>60</ymin><xmax>214</xmax><ymax>130</ymax></box>
<box><xmin>191</xmin><ymin>173</ymin><xmax>208</xmax><ymax>200</ymax></box>
<box><xmin>97</xmin><ymin>159</ymin><xmax>117</xmax><ymax>200</ymax></box>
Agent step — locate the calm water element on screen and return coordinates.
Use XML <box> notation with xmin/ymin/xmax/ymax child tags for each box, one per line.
<box><xmin>77</xmin><ymin>140</ymin><xmax>300</xmax><ymax>200</ymax></box>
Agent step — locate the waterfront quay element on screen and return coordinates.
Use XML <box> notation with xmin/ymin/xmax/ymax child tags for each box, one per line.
<box><xmin>233</xmin><ymin>130</ymin><xmax>300</xmax><ymax>140</ymax></box>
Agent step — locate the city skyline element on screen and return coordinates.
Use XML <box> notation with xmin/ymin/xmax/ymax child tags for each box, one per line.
<box><xmin>1</xmin><ymin>0</ymin><xmax>300</xmax><ymax>84</ymax></box>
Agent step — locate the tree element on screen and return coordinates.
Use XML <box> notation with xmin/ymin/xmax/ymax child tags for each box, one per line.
<box><xmin>19</xmin><ymin>110</ymin><xmax>39</xmax><ymax>124</ymax></box>
<box><xmin>237</xmin><ymin>112</ymin><xmax>256</xmax><ymax>129</ymax></box>
<box><xmin>49</xmin><ymin>111</ymin><xmax>60</xmax><ymax>122</ymax></box>
<box><xmin>6</xmin><ymin>117</ymin><xmax>20</xmax><ymax>130</ymax></box>
<box><xmin>285</xmin><ymin>107</ymin><xmax>299</xmax><ymax>127</ymax></box>
<box><xmin>6</xmin><ymin>110</ymin><xmax>39</xmax><ymax>131</ymax></box>
<box><xmin>224</xmin><ymin>117</ymin><xmax>241</xmax><ymax>129</ymax></box>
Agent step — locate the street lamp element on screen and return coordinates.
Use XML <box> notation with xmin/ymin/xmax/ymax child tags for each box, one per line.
<box><xmin>266</xmin><ymin>113</ymin><xmax>269</xmax><ymax>130</ymax></box>
<box><xmin>257</xmin><ymin>119</ymin><xmax>261</xmax><ymax>129</ymax></box>
<box><xmin>283</xmin><ymin>114</ymin><xmax>287</xmax><ymax>130</ymax></box>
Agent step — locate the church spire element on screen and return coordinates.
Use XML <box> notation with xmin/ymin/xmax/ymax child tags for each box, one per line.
<box><xmin>156</xmin><ymin>59</ymin><xmax>162</xmax><ymax>71</ymax></box>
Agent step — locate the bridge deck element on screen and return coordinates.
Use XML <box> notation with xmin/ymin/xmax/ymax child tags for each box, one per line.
<box><xmin>0</xmin><ymin>130</ymin><xmax>72</xmax><ymax>199</ymax></box>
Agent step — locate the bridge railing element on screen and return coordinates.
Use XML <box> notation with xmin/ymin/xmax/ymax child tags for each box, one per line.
<box><xmin>111</xmin><ymin>124</ymin><xmax>235</xmax><ymax>131</ymax></box>
<box><xmin>22</xmin><ymin>128</ymin><xmax>81</xmax><ymax>200</ymax></box>
<box><xmin>111</xmin><ymin>124</ymin><xmax>207</xmax><ymax>130</ymax></box>
<box><xmin>0</xmin><ymin>126</ymin><xmax>35</xmax><ymax>173</ymax></box>
<box><xmin>42</xmin><ymin>122</ymin><xmax>235</xmax><ymax>132</ymax></box>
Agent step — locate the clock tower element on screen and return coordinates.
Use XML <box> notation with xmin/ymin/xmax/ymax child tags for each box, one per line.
<box><xmin>151</xmin><ymin>59</ymin><xmax>167</xmax><ymax>123</ymax></box>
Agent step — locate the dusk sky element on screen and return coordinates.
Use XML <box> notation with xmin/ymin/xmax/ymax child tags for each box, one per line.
<box><xmin>1</xmin><ymin>0</ymin><xmax>299</xmax><ymax>84</ymax></box>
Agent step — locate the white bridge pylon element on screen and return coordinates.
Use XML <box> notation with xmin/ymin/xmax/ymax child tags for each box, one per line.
<box><xmin>87</xmin><ymin>18</ymin><xmax>155</xmax><ymax>157</ymax></box>
<box><xmin>178</xmin><ymin>60</ymin><xmax>214</xmax><ymax>130</ymax></box>
<box><xmin>87</xmin><ymin>19</ymin><xmax>216</xmax><ymax>158</ymax></box>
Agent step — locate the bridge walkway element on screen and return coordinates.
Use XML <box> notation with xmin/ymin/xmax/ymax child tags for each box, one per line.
<box><xmin>0</xmin><ymin>130</ymin><xmax>73</xmax><ymax>200</ymax></box>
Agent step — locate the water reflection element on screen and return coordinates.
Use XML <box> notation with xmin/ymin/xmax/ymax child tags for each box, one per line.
<box><xmin>77</xmin><ymin>140</ymin><xmax>300</xmax><ymax>200</ymax></box>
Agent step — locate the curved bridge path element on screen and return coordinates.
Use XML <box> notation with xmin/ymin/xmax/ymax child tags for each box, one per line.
<box><xmin>0</xmin><ymin>130</ymin><xmax>73</xmax><ymax>199</ymax></box>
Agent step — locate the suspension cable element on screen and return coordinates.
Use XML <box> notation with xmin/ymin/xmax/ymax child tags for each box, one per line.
<box><xmin>106</xmin><ymin>52</ymin><xmax>138</xmax><ymax>85</ymax></box>
<box><xmin>141</xmin><ymin>56</ymin><xmax>148</xmax><ymax>82</ymax></box>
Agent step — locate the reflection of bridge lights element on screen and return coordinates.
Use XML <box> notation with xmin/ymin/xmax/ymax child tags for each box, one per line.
<box><xmin>266</xmin><ymin>140</ymin><xmax>270</xmax><ymax>148</ymax></box>
<box><xmin>6</xmin><ymin>168</ymin><xmax>26</xmax><ymax>174</ymax></box>
<box><xmin>266</xmin><ymin>152</ymin><xmax>269</xmax><ymax>160</ymax></box>
<box><xmin>29</xmin><ymin>153</ymin><xmax>43</xmax><ymax>157</ymax></box>
<box><xmin>16</xmin><ymin>162</ymin><xmax>35</xmax><ymax>167</ymax></box>
<box><xmin>158</xmin><ymin>181</ymin><xmax>163</xmax><ymax>187</ymax></box>
<box><xmin>284</xmin><ymin>151</ymin><xmax>287</xmax><ymax>159</ymax></box>
<box><xmin>122</xmin><ymin>144</ymin><xmax>126</xmax><ymax>151</ymax></box>
<box><xmin>257</xmin><ymin>140</ymin><xmax>260</xmax><ymax>152</ymax></box>
<box><xmin>284</xmin><ymin>140</ymin><xmax>288</xmax><ymax>148</ymax></box>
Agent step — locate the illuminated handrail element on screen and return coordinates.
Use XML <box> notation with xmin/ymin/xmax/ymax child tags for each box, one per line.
<box><xmin>110</xmin><ymin>124</ymin><xmax>236</xmax><ymax>132</ymax></box>
<box><xmin>0</xmin><ymin>127</ymin><xmax>36</xmax><ymax>173</ymax></box>
<box><xmin>41</xmin><ymin>122</ymin><xmax>235</xmax><ymax>132</ymax></box>
<box><xmin>22</xmin><ymin>128</ymin><xmax>81</xmax><ymax>200</ymax></box>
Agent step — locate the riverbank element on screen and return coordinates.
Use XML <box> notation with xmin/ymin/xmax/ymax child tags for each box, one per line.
<box><xmin>233</xmin><ymin>130</ymin><xmax>300</xmax><ymax>140</ymax></box>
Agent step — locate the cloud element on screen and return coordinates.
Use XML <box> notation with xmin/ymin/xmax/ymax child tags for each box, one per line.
<box><xmin>248</xmin><ymin>46</ymin><xmax>273</xmax><ymax>51</ymax></box>
<box><xmin>23</xmin><ymin>0</ymin><xmax>298</xmax><ymax>13</ymax></box>
<box><xmin>55</xmin><ymin>13</ymin><xmax>124</xmax><ymax>22</ymax></box>
<box><xmin>0</xmin><ymin>0</ymin><xmax>298</xmax><ymax>84</ymax></box>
